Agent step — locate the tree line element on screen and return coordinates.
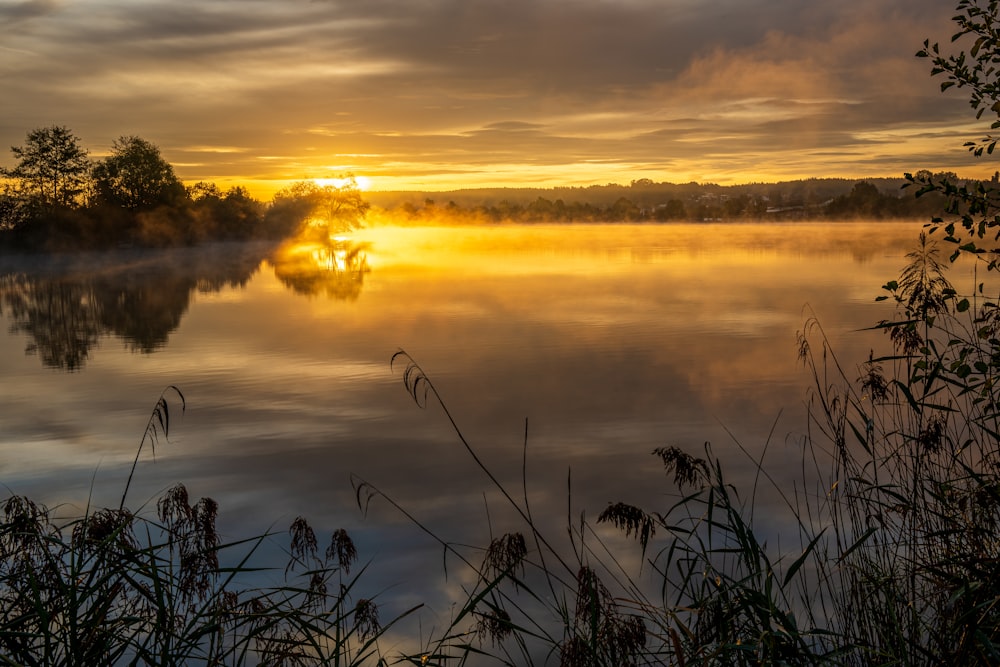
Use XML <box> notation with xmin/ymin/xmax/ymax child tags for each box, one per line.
<box><xmin>2</xmin><ymin>126</ymin><xmax>979</xmax><ymax>250</ymax></box>
<box><xmin>0</xmin><ymin>126</ymin><xmax>368</xmax><ymax>251</ymax></box>
<box><xmin>371</xmin><ymin>176</ymin><xmax>960</xmax><ymax>225</ymax></box>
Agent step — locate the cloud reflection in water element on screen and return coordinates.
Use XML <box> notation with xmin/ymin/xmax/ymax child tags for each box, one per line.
<box><xmin>0</xmin><ymin>221</ymin><xmax>937</xmax><ymax>641</ymax></box>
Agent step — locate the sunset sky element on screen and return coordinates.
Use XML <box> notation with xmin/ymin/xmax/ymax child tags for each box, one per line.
<box><xmin>0</xmin><ymin>0</ymin><xmax>993</xmax><ymax>198</ymax></box>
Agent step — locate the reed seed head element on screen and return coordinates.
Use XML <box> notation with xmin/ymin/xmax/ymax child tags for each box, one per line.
<box><xmin>288</xmin><ymin>516</ymin><xmax>318</xmax><ymax>572</ymax></box>
<box><xmin>353</xmin><ymin>597</ymin><xmax>381</xmax><ymax>639</ymax></box>
<box><xmin>652</xmin><ymin>446</ymin><xmax>709</xmax><ymax>490</ymax></box>
<box><xmin>326</xmin><ymin>527</ymin><xmax>357</xmax><ymax>573</ymax></box>
<box><xmin>475</xmin><ymin>608</ymin><xmax>513</xmax><ymax>645</ymax></box>
<box><xmin>484</xmin><ymin>532</ymin><xmax>527</xmax><ymax>577</ymax></box>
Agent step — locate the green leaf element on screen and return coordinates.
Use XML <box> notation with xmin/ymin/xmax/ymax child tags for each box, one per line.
<box><xmin>783</xmin><ymin>528</ymin><xmax>827</xmax><ymax>587</ymax></box>
<box><xmin>894</xmin><ymin>380</ymin><xmax>922</xmax><ymax>414</ymax></box>
<box><xmin>837</xmin><ymin>527</ymin><xmax>878</xmax><ymax>565</ymax></box>
<box><xmin>957</xmin><ymin>298</ymin><xmax>971</xmax><ymax>312</ymax></box>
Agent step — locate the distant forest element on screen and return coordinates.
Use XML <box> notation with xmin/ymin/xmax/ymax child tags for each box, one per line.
<box><xmin>366</xmin><ymin>174</ymin><xmax>967</xmax><ymax>224</ymax></box>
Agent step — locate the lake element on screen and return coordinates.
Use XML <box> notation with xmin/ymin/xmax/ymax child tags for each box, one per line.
<box><xmin>0</xmin><ymin>221</ymin><xmax>937</xmax><ymax>649</ymax></box>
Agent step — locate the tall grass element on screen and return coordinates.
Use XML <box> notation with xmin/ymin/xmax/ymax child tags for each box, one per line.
<box><xmin>358</xmin><ymin>229</ymin><xmax>1000</xmax><ymax>666</ymax></box>
<box><xmin>0</xmin><ymin>389</ymin><xmax>412</xmax><ymax>666</ymax></box>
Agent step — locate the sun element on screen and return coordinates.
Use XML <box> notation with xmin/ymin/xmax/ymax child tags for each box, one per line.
<box><xmin>313</xmin><ymin>175</ymin><xmax>372</xmax><ymax>191</ymax></box>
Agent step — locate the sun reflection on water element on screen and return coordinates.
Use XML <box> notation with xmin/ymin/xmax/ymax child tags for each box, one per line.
<box><xmin>270</xmin><ymin>237</ymin><xmax>371</xmax><ymax>300</ymax></box>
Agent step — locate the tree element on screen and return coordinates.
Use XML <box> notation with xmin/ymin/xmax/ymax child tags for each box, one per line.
<box><xmin>263</xmin><ymin>178</ymin><xmax>369</xmax><ymax>239</ymax></box>
<box><xmin>608</xmin><ymin>196</ymin><xmax>641</xmax><ymax>221</ymax></box>
<box><xmin>918</xmin><ymin>0</ymin><xmax>1000</xmax><ymax>158</ymax></box>
<box><xmin>0</xmin><ymin>187</ymin><xmax>33</xmax><ymax>231</ymax></box>
<box><xmin>2</xmin><ymin>126</ymin><xmax>90</xmax><ymax>208</ymax></box>
<box><xmin>187</xmin><ymin>182</ymin><xmax>263</xmax><ymax>240</ymax></box>
<box><xmin>911</xmin><ymin>1</ymin><xmax>1000</xmax><ymax>255</ymax></box>
<box><xmin>91</xmin><ymin>136</ymin><xmax>184</xmax><ymax>212</ymax></box>
<box><xmin>654</xmin><ymin>199</ymin><xmax>687</xmax><ymax>221</ymax></box>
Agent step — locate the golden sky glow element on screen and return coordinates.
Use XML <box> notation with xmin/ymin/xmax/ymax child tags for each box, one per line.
<box><xmin>0</xmin><ymin>0</ymin><xmax>994</xmax><ymax>199</ymax></box>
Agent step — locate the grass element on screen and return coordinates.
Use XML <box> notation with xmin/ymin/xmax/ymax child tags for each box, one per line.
<box><xmin>0</xmin><ymin>388</ymin><xmax>414</xmax><ymax>666</ymax></box>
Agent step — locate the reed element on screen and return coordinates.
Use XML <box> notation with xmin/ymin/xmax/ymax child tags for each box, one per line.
<box><xmin>369</xmin><ymin>227</ymin><xmax>1000</xmax><ymax>665</ymax></box>
<box><xmin>0</xmin><ymin>393</ymin><xmax>415</xmax><ymax>666</ymax></box>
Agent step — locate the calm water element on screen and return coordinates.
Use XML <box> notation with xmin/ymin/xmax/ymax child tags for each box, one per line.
<box><xmin>0</xmin><ymin>221</ymin><xmax>938</xmax><ymax>637</ymax></box>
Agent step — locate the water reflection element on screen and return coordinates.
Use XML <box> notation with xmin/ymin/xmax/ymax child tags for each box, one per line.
<box><xmin>0</xmin><ymin>222</ymin><xmax>939</xmax><ymax>653</ymax></box>
<box><xmin>0</xmin><ymin>237</ymin><xmax>376</xmax><ymax>370</ymax></box>
<box><xmin>1</xmin><ymin>275</ymin><xmax>102</xmax><ymax>370</ymax></box>
<box><xmin>270</xmin><ymin>238</ymin><xmax>370</xmax><ymax>300</ymax></box>
<box><xmin>0</xmin><ymin>244</ymin><xmax>268</xmax><ymax>370</ymax></box>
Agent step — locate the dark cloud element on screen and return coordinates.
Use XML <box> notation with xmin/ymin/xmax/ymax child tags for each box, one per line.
<box><xmin>0</xmin><ymin>0</ymin><xmax>989</xmax><ymax>192</ymax></box>
<box><xmin>0</xmin><ymin>0</ymin><xmax>61</xmax><ymax>22</ymax></box>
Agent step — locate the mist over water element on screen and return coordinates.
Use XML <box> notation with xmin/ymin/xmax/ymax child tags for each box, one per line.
<box><xmin>0</xmin><ymin>221</ymin><xmax>938</xmax><ymax>633</ymax></box>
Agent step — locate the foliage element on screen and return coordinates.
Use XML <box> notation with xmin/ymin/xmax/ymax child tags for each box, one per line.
<box><xmin>374</xmin><ymin>180</ymin><xmax>942</xmax><ymax>225</ymax></box>
<box><xmin>0</xmin><ymin>187</ymin><xmax>38</xmax><ymax>232</ymax></box>
<box><xmin>918</xmin><ymin>0</ymin><xmax>1000</xmax><ymax>158</ymax></box>
<box><xmin>0</xmin><ymin>129</ymin><xmax>279</xmax><ymax>249</ymax></box>
<box><xmin>8</xmin><ymin>3</ymin><xmax>1000</xmax><ymax>664</ymax></box>
<box><xmin>91</xmin><ymin>136</ymin><xmax>185</xmax><ymax>212</ymax></box>
<box><xmin>1</xmin><ymin>126</ymin><xmax>90</xmax><ymax>209</ymax></box>
<box><xmin>264</xmin><ymin>179</ymin><xmax>369</xmax><ymax>240</ymax></box>
<box><xmin>187</xmin><ymin>182</ymin><xmax>265</xmax><ymax>241</ymax></box>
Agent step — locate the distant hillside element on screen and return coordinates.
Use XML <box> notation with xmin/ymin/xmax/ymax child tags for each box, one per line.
<box><xmin>366</xmin><ymin>177</ymin><xmax>909</xmax><ymax>208</ymax></box>
<box><xmin>364</xmin><ymin>176</ymin><xmax>957</xmax><ymax>223</ymax></box>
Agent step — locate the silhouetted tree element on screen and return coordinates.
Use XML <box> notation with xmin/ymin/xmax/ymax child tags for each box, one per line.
<box><xmin>0</xmin><ymin>189</ymin><xmax>32</xmax><ymax>231</ymax></box>
<box><xmin>654</xmin><ymin>199</ymin><xmax>687</xmax><ymax>221</ymax></box>
<box><xmin>608</xmin><ymin>197</ymin><xmax>641</xmax><ymax>221</ymax></box>
<box><xmin>0</xmin><ymin>124</ymin><xmax>96</xmax><ymax>247</ymax></box>
<box><xmin>91</xmin><ymin>136</ymin><xmax>185</xmax><ymax>212</ymax></box>
<box><xmin>826</xmin><ymin>181</ymin><xmax>900</xmax><ymax>219</ymax></box>
<box><xmin>2</xmin><ymin>126</ymin><xmax>90</xmax><ymax>208</ymax></box>
<box><xmin>187</xmin><ymin>182</ymin><xmax>263</xmax><ymax>240</ymax></box>
<box><xmin>527</xmin><ymin>197</ymin><xmax>558</xmax><ymax>221</ymax></box>
<box><xmin>263</xmin><ymin>178</ymin><xmax>368</xmax><ymax>239</ymax></box>
<box><xmin>723</xmin><ymin>194</ymin><xmax>751</xmax><ymax>219</ymax></box>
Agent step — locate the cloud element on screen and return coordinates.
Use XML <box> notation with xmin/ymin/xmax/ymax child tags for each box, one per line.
<box><xmin>0</xmin><ymin>0</ymin><xmax>989</xmax><ymax>191</ymax></box>
<box><xmin>0</xmin><ymin>0</ymin><xmax>61</xmax><ymax>23</ymax></box>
